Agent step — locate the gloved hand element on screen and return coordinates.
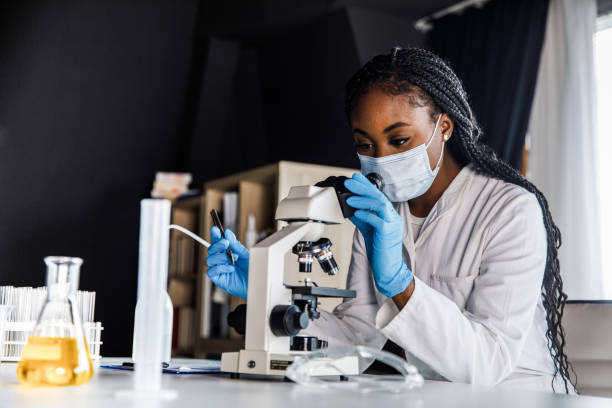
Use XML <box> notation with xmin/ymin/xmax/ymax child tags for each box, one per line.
<box><xmin>345</xmin><ymin>173</ymin><xmax>413</xmax><ymax>298</ymax></box>
<box><xmin>205</xmin><ymin>226</ymin><xmax>249</xmax><ymax>299</ymax></box>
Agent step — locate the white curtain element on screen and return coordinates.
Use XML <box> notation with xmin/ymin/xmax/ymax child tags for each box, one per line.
<box><xmin>527</xmin><ymin>0</ymin><xmax>602</xmax><ymax>299</ymax></box>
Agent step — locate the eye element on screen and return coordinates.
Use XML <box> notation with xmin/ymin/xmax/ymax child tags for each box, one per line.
<box><xmin>390</xmin><ymin>138</ymin><xmax>410</xmax><ymax>147</ymax></box>
<box><xmin>354</xmin><ymin>142</ymin><xmax>373</xmax><ymax>151</ymax></box>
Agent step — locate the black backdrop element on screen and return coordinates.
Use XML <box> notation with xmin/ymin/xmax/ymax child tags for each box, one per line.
<box><xmin>427</xmin><ymin>0</ymin><xmax>550</xmax><ymax>169</ymax></box>
<box><xmin>0</xmin><ymin>1</ymin><xmax>199</xmax><ymax>356</ymax></box>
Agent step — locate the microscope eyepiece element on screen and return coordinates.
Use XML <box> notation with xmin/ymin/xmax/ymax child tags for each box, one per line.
<box><xmin>315</xmin><ymin>172</ymin><xmax>385</xmax><ymax>219</ymax></box>
<box><xmin>365</xmin><ymin>172</ymin><xmax>385</xmax><ymax>191</ymax></box>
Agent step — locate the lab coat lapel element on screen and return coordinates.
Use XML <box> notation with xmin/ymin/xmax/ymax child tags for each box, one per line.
<box><xmin>416</xmin><ymin>165</ymin><xmax>474</xmax><ymax>243</ymax></box>
<box><xmin>395</xmin><ymin>165</ymin><xmax>474</xmax><ymax>283</ymax></box>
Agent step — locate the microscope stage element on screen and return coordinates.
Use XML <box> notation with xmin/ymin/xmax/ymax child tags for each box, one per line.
<box><xmin>287</xmin><ymin>285</ymin><xmax>356</xmax><ymax>299</ymax></box>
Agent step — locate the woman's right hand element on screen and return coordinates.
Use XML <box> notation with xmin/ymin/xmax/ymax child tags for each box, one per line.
<box><xmin>205</xmin><ymin>226</ymin><xmax>249</xmax><ymax>299</ymax></box>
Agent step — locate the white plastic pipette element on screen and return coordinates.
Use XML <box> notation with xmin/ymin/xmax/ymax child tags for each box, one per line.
<box><xmin>168</xmin><ymin>224</ymin><xmax>210</xmax><ymax>248</ymax></box>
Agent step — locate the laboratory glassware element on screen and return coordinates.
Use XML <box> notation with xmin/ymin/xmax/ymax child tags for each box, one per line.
<box><xmin>131</xmin><ymin>223</ymin><xmax>211</xmax><ymax>365</ymax></box>
<box><xmin>118</xmin><ymin>199</ymin><xmax>176</xmax><ymax>400</ymax></box>
<box><xmin>16</xmin><ymin>257</ymin><xmax>93</xmax><ymax>386</ymax></box>
<box><xmin>132</xmin><ymin>291</ymin><xmax>173</xmax><ymax>364</ymax></box>
<box><xmin>0</xmin><ymin>286</ymin><xmax>103</xmax><ymax>362</ymax></box>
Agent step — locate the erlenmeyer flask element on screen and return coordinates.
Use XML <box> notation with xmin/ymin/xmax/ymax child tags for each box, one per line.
<box><xmin>17</xmin><ymin>256</ymin><xmax>93</xmax><ymax>386</ymax></box>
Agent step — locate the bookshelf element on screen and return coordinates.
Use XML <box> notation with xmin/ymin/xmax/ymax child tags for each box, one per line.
<box><xmin>167</xmin><ymin>196</ymin><xmax>201</xmax><ymax>356</ymax></box>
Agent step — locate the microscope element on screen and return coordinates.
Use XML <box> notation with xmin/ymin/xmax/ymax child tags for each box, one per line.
<box><xmin>221</xmin><ymin>174</ymin><xmax>383</xmax><ymax>378</ymax></box>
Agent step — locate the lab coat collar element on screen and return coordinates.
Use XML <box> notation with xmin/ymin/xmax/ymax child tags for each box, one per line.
<box><xmin>396</xmin><ymin>164</ymin><xmax>475</xmax><ymax>275</ymax></box>
<box><xmin>421</xmin><ymin>164</ymin><xmax>474</xmax><ymax>222</ymax></box>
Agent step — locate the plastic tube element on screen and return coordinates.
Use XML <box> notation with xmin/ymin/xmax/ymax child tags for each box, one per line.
<box><xmin>131</xmin><ymin>224</ymin><xmax>208</xmax><ymax>366</ymax></box>
<box><xmin>116</xmin><ymin>199</ymin><xmax>176</xmax><ymax>400</ymax></box>
<box><xmin>133</xmin><ymin>292</ymin><xmax>173</xmax><ymax>364</ymax></box>
<box><xmin>168</xmin><ymin>224</ymin><xmax>210</xmax><ymax>247</ymax></box>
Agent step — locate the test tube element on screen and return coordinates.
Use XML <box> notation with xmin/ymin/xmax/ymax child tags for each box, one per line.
<box><xmin>0</xmin><ymin>305</ymin><xmax>13</xmax><ymax>363</ymax></box>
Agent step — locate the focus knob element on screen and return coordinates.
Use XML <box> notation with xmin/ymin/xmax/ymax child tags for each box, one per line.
<box><xmin>227</xmin><ymin>304</ymin><xmax>247</xmax><ymax>335</ymax></box>
<box><xmin>269</xmin><ymin>305</ymin><xmax>309</xmax><ymax>337</ymax></box>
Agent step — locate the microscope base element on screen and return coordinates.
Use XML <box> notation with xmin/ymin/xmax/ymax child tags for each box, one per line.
<box><xmin>221</xmin><ymin>349</ymin><xmax>359</xmax><ymax>377</ymax></box>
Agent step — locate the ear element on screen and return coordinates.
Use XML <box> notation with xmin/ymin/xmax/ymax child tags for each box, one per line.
<box><xmin>440</xmin><ymin>113</ymin><xmax>454</xmax><ymax>141</ymax></box>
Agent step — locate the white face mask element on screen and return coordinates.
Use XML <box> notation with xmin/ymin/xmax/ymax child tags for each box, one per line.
<box><xmin>358</xmin><ymin>114</ymin><xmax>445</xmax><ymax>202</ymax></box>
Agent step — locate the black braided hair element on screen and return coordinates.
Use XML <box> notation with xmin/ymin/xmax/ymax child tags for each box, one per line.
<box><xmin>345</xmin><ymin>46</ymin><xmax>575</xmax><ymax>393</ymax></box>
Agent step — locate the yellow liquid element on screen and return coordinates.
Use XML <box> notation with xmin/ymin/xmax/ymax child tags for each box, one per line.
<box><xmin>17</xmin><ymin>336</ymin><xmax>93</xmax><ymax>386</ymax></box>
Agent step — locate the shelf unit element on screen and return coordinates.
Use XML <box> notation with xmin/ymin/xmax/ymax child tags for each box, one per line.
<box><xmin>195</xmin><ymin>161</ymin><xmax>357</xmax><ymax>357</ymax></box>
<box><xmin>167</xmin><ymin>195</ymin><xmax>202</xmax><ymax>357</ymax></box>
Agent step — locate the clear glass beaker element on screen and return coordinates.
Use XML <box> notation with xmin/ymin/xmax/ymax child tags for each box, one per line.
<box><xmin>17</xmin><ymin>257</ymin><xmax>93</xmax><ymax>386</ymax></box>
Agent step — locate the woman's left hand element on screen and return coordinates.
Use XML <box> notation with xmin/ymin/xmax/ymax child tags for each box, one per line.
<box><xmin>344</xmin><ymin>173</ymin><xmax>414</xmax><ymax>298</ymax></box>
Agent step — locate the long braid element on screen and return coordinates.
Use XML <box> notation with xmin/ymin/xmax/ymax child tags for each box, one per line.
<box><xmin>345</xmin><ymin>47</ymin><xmax>576</xmax><ymax>393</ymax></box>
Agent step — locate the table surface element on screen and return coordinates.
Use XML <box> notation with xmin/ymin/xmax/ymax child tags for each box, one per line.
<box><xmin>0</xmin><ymin>358</ymin><xmax>610</xmax><ymax>408</ymax></box>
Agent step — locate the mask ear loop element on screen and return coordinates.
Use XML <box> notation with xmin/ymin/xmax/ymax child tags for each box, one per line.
<box><xmin>425</xmin><ymin>114</ymin><xmax>446</xmax><ymax>171</ymax></box>
<box><xmin>425</xmin><ymin>114</ymin><xmax>442</xmax><ymax>149</ymax></box>
<box><xmin>434</xmin><ymin>138</ymin><xmax>446</xmax><ymax>169</ymax></box>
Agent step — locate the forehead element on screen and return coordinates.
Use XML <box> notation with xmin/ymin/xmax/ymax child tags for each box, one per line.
<box><xmin>350</xmin><ymin>87</ymin><xmax>431</xmax><ymax>130</ymax></box>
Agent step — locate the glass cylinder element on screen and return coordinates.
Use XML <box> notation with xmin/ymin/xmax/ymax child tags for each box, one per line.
<box><xmin>16</xmin><ymin>256</ymin><xmax>93</xmax><ymax>386</ymax></box>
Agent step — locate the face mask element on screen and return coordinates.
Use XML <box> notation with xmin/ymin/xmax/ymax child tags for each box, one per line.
<box><xmin>358</xmin><ymin>114</ymin><xmax>445</xmax><ymax>202</ymax></box>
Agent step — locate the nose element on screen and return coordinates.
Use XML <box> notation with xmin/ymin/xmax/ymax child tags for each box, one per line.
<box><xmin>373</xmin><ymin>145</ymin><xmax>396</xmax><ymax>158</ymax></box>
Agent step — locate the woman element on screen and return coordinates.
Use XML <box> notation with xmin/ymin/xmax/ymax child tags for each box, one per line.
<box><xmin>205</xmin><ymin>47</ymin><xmax>575</xmax><ymax>393</ymax></box>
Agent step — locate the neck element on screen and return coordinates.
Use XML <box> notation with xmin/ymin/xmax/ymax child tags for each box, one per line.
<box><xmin>409</xmin><ymin>152</ymin><xmax>462</xmax><ymax>217</ymax></box>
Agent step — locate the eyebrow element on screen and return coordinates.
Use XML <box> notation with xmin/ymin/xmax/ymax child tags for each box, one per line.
<box><xmin>353</xmin><ymin>128</ymin><xmax>369</xmax><ymax>137</ymax></box>
<box><xmin>352</xmin><ymin>122</ymin><xmax>411</xmax><ymax>137</ymax></box>
<box><xmin>383</xmin><ymin>122</ymin><xmax>411</xmax><ymax>133</ymax></box>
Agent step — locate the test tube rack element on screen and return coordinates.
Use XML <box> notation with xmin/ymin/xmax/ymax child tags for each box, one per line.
<box><xmin>2</xmin><ymin>321</ymin><xmax>103</xmax><ymax>362</ymax></box>
<box><xmin>0</xmin><ymin>286</ymin><xmax>103</xmax><ymax>362</ymax></box>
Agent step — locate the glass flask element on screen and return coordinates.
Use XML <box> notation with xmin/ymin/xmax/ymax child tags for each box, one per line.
<box><xmin>17</xmin><ymin>257</ymin><xmax>93</xmax><ymax>386</ymax></box>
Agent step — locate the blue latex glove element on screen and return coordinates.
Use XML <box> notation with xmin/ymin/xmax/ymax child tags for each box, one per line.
<box><xmin>345</xmin><ymin>173</ymin><xmax>413</xmax><ymax>298</ymax></box>
<box><xmin>205</xmin><ymin>226</ymin><xmax>249</xmax><ymax>299</ymax></box>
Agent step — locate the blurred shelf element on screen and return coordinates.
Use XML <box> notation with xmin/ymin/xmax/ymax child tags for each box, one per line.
<box><xmin>196</xmin><ymin>337</ymin><xmax>244</xmax><ymax>357</ymax></box>
<box><xmin>169</xmin><ymin>195</ymin><xmax>203</xmax><ymax>357</ymax></box>
<box><xmin>169</xmin><ymin>274</ymin><xmax>198</xmax><ymax>282</ymax></box>
<box><xmin>172</xmin><ymin>347</ymin><xmax>196</xmax><ymax>358</ymax></box>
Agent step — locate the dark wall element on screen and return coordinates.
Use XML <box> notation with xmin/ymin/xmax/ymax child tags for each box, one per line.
<box><xmin>254</xmin><ymin>7</ymin><xmax>422</xmax><ymax>169</ymax></box>
<box><xmin>347</xmin><ymin>7</ymin><xmax>424</xmax><ymax>64</ymax></box>
<box><xmin>184</xmin><ymin>8</ymin><xmax>367</xmax><ymax>181</ymax></box>
<box><xmin>0</xmin><ymin>0</ymin><xmax>198</xmax><ymax>356</ymax></box>
<box><xmin>258</xmin><ymin>9</ymin><xmax>361</xmax><ymax>169</ymax></box>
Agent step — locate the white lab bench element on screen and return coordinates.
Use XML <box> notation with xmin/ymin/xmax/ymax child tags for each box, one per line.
<box><xmin>0</xmin><ymin>358</ymin><xmax>609</xmax><ymax>408</ymax></box>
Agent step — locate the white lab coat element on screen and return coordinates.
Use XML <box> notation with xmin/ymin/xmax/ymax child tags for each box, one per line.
<box><xmin>305</xmin><ymin>165</ymin><xmax>569</xmax><ymax>392</ymax></box>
